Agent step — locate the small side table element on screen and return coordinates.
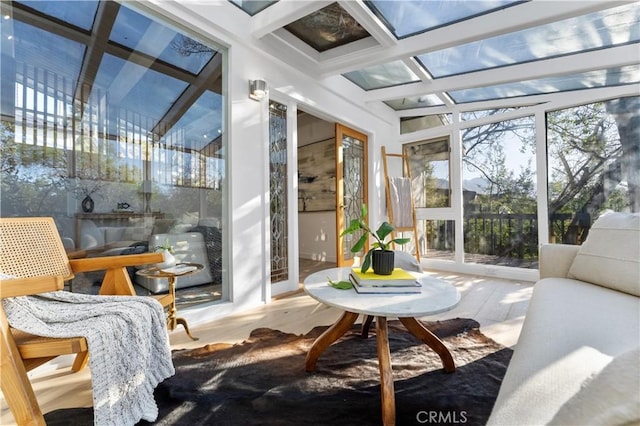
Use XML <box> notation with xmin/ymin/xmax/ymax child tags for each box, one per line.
<box><xmin>136</xmin><ymin>262</ymin><xmax>202</xmax><ymax>341</ymax></box>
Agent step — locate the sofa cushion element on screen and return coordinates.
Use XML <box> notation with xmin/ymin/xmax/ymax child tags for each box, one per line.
<box><xmin>80</xmin><ymin>220</ymin><xmax>105</xmax><ymax>249</ymax></box>
<box><xmin>487</xmin><ymin>278</ymin><xmax>640</xmax><ymax>425</ymax></box>
<box><xmin>548</xmin><ymin>346</ymin><xmax>640</xmax><ymax>425</ymax></box>
<box><xmin>568</xmin><ymin>211</ymin><xmax>640</xmax><ymax>296</ymax></box>
<box><xmin>123</xmin><ymin>217</ymin><xmax>155</xmax><ymax>241</ymax></box>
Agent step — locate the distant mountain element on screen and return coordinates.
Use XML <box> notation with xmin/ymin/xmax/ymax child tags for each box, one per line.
<box><xmin>463</xmin><ymin>177</ymin><xmax>490</xmax><ymax>194</ymax></box>
<box><xmin>430</xmin><ymin>177</ymin><xmax>489</xmax><ymax>194</ymax></box>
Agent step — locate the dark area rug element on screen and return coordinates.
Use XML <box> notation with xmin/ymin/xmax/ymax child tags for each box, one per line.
<box><xmin>44</xmin><ymin>318</ymin><xmax>512</xmax><ymax>426</ymax></box>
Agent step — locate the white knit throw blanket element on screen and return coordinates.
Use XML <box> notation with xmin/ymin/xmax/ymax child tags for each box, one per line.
<box><xmin>2</xmin><ymin>291</ymin><xmax>175</xmax><ymax>425</ymax></box>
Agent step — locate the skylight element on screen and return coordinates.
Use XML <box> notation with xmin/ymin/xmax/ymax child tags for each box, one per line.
<box><xmin>365</xmin><ymin>0</ymin><xmax>522</xmax><ymax>39</ymax></box>
<box><xmin>110</xmin><ymin>6</ymin><xmax>215</xmax><ymax>75</ymax></box>
<box><xmin>449</xmin><ymin>64</ymin><xmax>640</xmax><ymax>103</ymax></box>
<box><xmin>228</xmin><ymin>0</ymin><xmax>277</xmax><ymax>16</ymax></box>
<box><xmin>17</xmin><ymin>0</ymin><xmax>98</xmax><ymax>30</ymax></box>
<box><xmin>343</xmin><ymin>60</ymin><xmax>420</xmax><ymax>90</ymax></box>
<box><xmin>384</xmin><ymin>94</ymin><xmax>445</xmax><ymax>111</ymax></box>
<box><xmin>416</xmin><ymin>3</ymin><xmax>640</xmax><ymax>78</ymax></box>
<box><xmin>284</xmin><ymin>3</ymin><xmax>370</xmax><ymax>52</ymax></box>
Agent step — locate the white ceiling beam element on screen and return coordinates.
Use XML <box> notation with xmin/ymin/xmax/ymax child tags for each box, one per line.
<box><xmin>338</xmin><ymin>0</ymin><xmax>397</xmax><ymax>48</ymax></box>
<box><xmin>393</xmin><ymin>84</ymin><xmax>638</xmax><ymax>120</ymax></box>
<box><xmin>317</xmin><ymin>0</ymin><xmax>630</xmax><ymax>76</ymax></box>
<box><xmin>363</xmin><ymin>44</ymin><xmax>639</xmax><ymax>102</ymax></box>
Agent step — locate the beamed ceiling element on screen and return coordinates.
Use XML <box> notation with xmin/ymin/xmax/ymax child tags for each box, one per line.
<box><xmin>222</xmin><ymin>0</ymin><xmax>638</xmax><ymax>115</ymax></box>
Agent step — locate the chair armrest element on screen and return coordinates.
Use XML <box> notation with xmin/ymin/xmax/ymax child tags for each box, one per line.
<box><xmin>539</xmin><ymin>243</ymin><xmax>580</xmax><ymax>279</ymax></box>
<box><xmin>69</xmin><ymin>252</ymin><xmax>163</xmax><ymax>273</ymax></box>
<box><xmin>0</xmin><ymin>276</ymin><xmax>64</xmax><ymax>298</ymax></box>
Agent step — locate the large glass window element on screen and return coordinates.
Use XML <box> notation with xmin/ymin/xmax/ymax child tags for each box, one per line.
<box><xmin>1</xmin><ymin>1</ymin><xmax>227</xmax><ymax>306</ymax></box>
<box><xmin>405</xmin><ymin>137</ymin><xmax>451</xmax><ymax>208</ymax></box>
<box><xmin>462</xmin><ymin>116</ymin><xmax>538</xmax><ymax>268</ymax></box>
<box><xmin>547</xmin><ymin>96</ymin><xmax>639</xmax><ymax>244</ymax></box>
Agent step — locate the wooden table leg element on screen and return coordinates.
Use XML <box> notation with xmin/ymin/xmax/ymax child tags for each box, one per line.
<box><xmin>166</xmin><ymin>275</ymin><xmax>198</xmax><ymax>341</ymax></box>
<box><xmin>399</xmin><ymin>317</ymin><xmax>455</xmax><ymax>373</ymax></box>
<box><xmin>376</xmin><ymin>316</ymin><xmax>396</xmax><ymax>426</ymax></box>
<box><xmin>360</xmin><ymin>315</ymin><xmax>374</xmax><ymax>338</ymax></box>
<box><xmin>175</xmin><ymin>317</ymin><xmax>198</xmax><ymax>341</ymax></box>
<box><xmin>306</xmin><ymin>311</ymin><xmax>359</xmax><ymax>372</ymax></box>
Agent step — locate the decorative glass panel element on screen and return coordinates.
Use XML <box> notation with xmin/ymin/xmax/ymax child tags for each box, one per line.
<box><xmin>401</xmin><ymin>114</ymin><xmax>452</xmax><ymax>134</ymax></box>
<box><xmin>416</xmin><ymin>3</ymin><xmax>640</xmax><ymax>78</ymax></box>
<box><xmin>546</xmin><ymin>96</ymin><xmax>639</xmax><ymax>244</ymax></box>
<box><xmin>343</xmin><ymin>60</ymin><xmax>420</xmax><ymax>90</ymax></box>
<box><xmin>405</xmin><ymin>137</ymin><xmax>451</xmax><ymax>208</ymax></box>
<box><xmin>365</xmin><ymin>0</ymin><xmax>521</xmax><ymax>39</ymax></box>
<box><xmin>449</xmin><ymin>65</ymin><xmax>640</xmax><ymax>103</ymax></box>
<box><xmin>384</xmin><ymin>94</ymin><xmax>444</xmax><ymax>111</ymax></box>
<box><xmin>284</xmin><ymin>3</ymin><xmax>370</xmax><ymax>52</ymax></box>
<box><xmin>269</xmin><ymin>101</ymin><xmax>288</xmax><ymax>283</ymax></box>
<box><xmin>462</xmin><ymin>116</ymin><xmax>538</xmax><ymax>268</ymax></box>
<box><xmin>342</xmin><ymin>135</ymin><xmax>365</xmax><ymax>261</ymax></box>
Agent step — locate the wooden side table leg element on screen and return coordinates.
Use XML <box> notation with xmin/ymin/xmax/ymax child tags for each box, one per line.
<box><xmin>360</xmin><ymin>314</ymin><xmax>374</xmax><ymax>338</ymax></box>
<box><xmin>376</xmin><ymin>316</ymin><xmax>395</xmax><ymax>426</ymax></box>
<box><xmin>166</xmin><ymin>276</ymin><xmax>178</xmax><ymax>331</ymax></box>
<box><xmin>306</xmin><ymin>311</ymin><xmax>358</xmax><ymax>372</ymax></box>
<box><xmin>175</xmin><ymin>317</ymin><xmax>199</xmax><ymax>341</ymax></box>
<box><xmin>399</xmin><ymin>317</ymin><xmax>455</xmax><ymax>373</ymax></box>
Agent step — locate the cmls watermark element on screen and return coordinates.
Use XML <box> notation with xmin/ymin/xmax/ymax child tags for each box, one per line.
<box><xmin>416</xmin><ymin>410</ymin><xmax>468</xmax><ymax>424</ymax></box>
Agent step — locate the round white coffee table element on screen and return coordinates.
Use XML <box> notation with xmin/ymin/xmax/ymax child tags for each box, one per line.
<box><xmin>303</xmin><ymin>267</ymin><xmax>460</xmax><ymax>426</ymax></box>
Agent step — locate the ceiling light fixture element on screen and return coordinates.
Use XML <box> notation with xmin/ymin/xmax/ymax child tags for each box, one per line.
<box><xmin>249</xmin><ymin>79</ymin><xmax>267</xmax><ymax>101</ymax></box>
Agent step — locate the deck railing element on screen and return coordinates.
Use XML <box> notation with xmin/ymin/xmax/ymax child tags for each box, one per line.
<box><xmin>422</xmin><ymin>212</ymin><xmax>590</xmax><ymax>267</ymax></box>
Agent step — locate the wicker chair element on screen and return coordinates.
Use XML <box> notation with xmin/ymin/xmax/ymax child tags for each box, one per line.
<box><xmin>0</xmin><ymin>217</ymin><xmax>163</xmax><ymax>425</ymax></box>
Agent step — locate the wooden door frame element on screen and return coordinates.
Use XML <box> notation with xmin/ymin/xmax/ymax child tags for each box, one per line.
<box><xmin>335</xmin><ymin>123</ymin><xmax>368</xmax><ymax>267</ymax></box>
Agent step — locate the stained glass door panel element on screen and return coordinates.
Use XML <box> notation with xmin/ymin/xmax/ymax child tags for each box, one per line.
<box><xmin>336</xmin><ymin>124</ymin><xmax>368</xmax><ymax>267</ymax></box>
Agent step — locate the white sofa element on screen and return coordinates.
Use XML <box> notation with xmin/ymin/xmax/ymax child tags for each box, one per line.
<box><xmin>488</xmin><ymin>211</ymin><xmax>640</xmax><ymax>425</ymax></box>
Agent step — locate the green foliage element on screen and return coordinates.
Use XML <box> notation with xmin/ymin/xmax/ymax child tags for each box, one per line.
<box><xmin>340</xmin><ymin>203</ymin><xmax>410</xmax><ymax>273</ymax></box>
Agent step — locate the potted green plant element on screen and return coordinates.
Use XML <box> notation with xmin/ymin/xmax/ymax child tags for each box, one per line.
<box><xmin>340</xmin><ymin>203</ymin><xmax>410</xmax><ymax>275</ymax></box>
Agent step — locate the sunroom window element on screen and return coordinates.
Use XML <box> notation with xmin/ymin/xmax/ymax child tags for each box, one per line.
<box><xmin>1</xmin><ymin>1</ymin><xmax>227</xmax><ymax>307</ymax></box>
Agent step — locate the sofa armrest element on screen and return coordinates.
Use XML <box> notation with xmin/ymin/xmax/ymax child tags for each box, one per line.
<box><xmin>539</xmin><ymin>243</ymin><xmax>580</xmax><ymax>279</ymax></box>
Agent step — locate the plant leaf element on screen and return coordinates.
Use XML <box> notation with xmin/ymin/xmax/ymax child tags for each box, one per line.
<box><xmin>340</xmin><ymin>219</ymin><xmax>362</xmax><ymax>236</ymax></box>
<box><xmin>327</xmin><ymin>277</ymin><xmax>352</xmax><ymax>290</ymax></box>
<box><xmin>392</xmin><ymin>238</ymin><xmax>411</xmax><ymax>245</ymax></box>
<box><xmin>376</xmin><ymin>221</ymin><xmax>394</xmax><ymax>240</ymax></box>
<box><xmin>351</xmin><ymin>234</ymin><xmax>368</xmax><ymax>252</ymax></box>
<box><xmin>361</xmin><ymin>250</ymin><xmax>372</xmax><ymax>273</ymax></box>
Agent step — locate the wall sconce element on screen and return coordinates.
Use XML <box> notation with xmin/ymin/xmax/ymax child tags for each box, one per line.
<box><xmin>249</xmin><ymin>79</ymin><xmax>267</xmax><ymax>101</ymax></box>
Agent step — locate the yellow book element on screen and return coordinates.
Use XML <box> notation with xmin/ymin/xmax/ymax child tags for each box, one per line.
<box><xmin>350</xmin><ymin>268</ymin><xmax>419</xmax><ymax>287</ymax></box>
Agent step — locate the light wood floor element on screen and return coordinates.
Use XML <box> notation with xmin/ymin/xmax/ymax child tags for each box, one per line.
<box><xmin>0</xmin><ymin>261</ymin><xmax>534</xmax><ymax>425</ymax></box>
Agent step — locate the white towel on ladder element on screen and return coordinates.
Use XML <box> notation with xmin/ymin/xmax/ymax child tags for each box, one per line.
<box><xmin>387</xmin><ymin>176</ymin><xmax>414</xmax><ymax>228</ymax></box>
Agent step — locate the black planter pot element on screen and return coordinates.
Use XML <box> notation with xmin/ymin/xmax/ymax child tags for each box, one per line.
<box><xmin>372</xmin><ymin>250</ymin><xmax>394</xmax><ymax>275</ymax></box>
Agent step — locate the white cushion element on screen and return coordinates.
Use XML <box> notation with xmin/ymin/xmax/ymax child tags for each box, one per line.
<box><xmin>487</xmin><ymin>278</ymin><xmax>640</xmax><ymax>426</ymax></box>
<box><xmin>568</xmin><ymin>211</ymin><xmax>640</xmax><ymax>296</ymax></box>
<box><xmin>123</xmin><ymin>217</ymin><xmax>155</xmax><ymax>241</ymax></box>
<box><xmin>103</xmin><ymin>227</ymin><xmax>126</xmax><ymax>243</ymax></box>
<box><xmin>80</xmin><ymin>220</ymin><xmax>105</xmax><ymax>249</ymax></box>
<box><xmin>548</xmin><ymin>347</ymin><xmax>640</xmax><ymax>425</ymax></box>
